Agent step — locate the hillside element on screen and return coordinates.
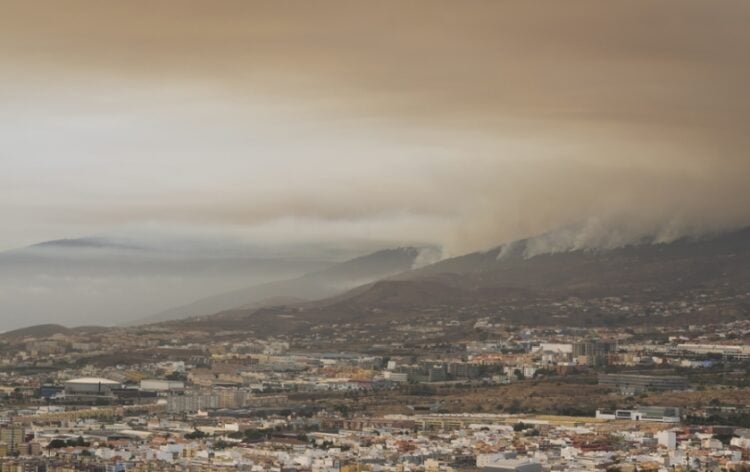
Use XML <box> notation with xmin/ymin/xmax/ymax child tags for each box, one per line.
<box><xmin>138</xmin><ymin>247</ymin><xmax>438</xmax><ymax>324</ymax></box>
<box><xmin>180</xmin><ymin>227</ymin><xmax>750</xmax><ymax>333</ymax></box>
<box><xmin>0</xmin><ymin>323</ymin><xmax>71</xmax><ymax>340</ymax></box>
<box><xmin>398</xmin><ymin>228</ymin><xmax>750</xmax><ymax>296</ymax></box>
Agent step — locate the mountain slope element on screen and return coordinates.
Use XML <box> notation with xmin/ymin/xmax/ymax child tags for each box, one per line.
<box><xmin>0</xmin><ymin>323</ymin><xmax>71</xmax><ymax>340</ymax></box>
<box><xmin>185</xmin><ymin>227</ymin><xmax>750</xmax><ymax>332</ymax></box>
<box><xmin>138</xmin><ymin>247</ymin><xmax>437</xmax><ymax>324</ymax></box>
<box><xmin>399</xmin><ymin>228</ymin><xmax>750</xmax><ymax>296</ymax></box>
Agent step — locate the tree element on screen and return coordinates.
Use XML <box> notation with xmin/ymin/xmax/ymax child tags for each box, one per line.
<box><xmin>508</xmin><ymin>399</ymin><xmax>523</xmax><ymax>414</ymax></box>
<box><xmin>333</xmin><ymin>404</ymin><xmax>349</xmax><ymax>416</ymax></box>
<box><xmin>166</xmin><ymin>371</ymin><xmax>187</xmax><ymax>381</ymax></box>
<box><xmin>184</xmin><ymin>430</ymin><xmax>208</xmax><ymax>440</ymax></box>
<box><xmin>213</xmin><ymin>440</ymin><xmax>231</xmax><ymax>450</ymax></box>
<box><xmin>47</xmin><ymin>439</ymin><xmax>67</xmax><ymax>449</ymax></box>
<box><xmin>65</xmin><ymin>436</ymin><xmax>89</xmax><ymax>447</ymax></box>
<box><xmin>241</xmin><ymin>429</ymin><xmax>269</xmax><ymax>442</ymax></box>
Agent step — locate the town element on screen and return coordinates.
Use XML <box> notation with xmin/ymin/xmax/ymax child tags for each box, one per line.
<box><xmin>0</xmin><ymin>317</ymin><xmax>748</xmax><ymax>471</ymax></box>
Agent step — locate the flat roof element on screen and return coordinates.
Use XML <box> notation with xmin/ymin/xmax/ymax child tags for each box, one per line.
<box><xmin>65</xmin><ymin>377</ymin><xmax>120</xmax><ymax>385</ymax></box>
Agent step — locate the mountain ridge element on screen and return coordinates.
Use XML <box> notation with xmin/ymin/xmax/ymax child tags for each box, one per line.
<box><xmin>175</xmin><ymin>226</ymin><xmax>750</xmax><ymax>333</ymax></box>
<box><xmin>135</xmin><ymin>246</ymin><xmax>438</xmax><ymax>325</ymax></box>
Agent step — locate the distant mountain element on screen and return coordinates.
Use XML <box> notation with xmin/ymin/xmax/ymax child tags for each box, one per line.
<box><xmin>2</xmin><ymin>237</ymin><xmax>332</xmax><ymax>277</ymax></box>
<box><xmin>30</xmin><ymin>237</ymin><xmax>143</xmax><ymax>251</ymax></box>
<box><xmin>137</xmin><ymin>247</ymin><xmax>439</xmax><ymax>324</ymax></box>
<box><xmin>0</xmin><ymin>236</ymin><xmax>335</xmax><ymax>330</ymax></box>
<box><xmin>183</xmin><ymin>227</ymin><xmax>750</xmax><ymax>332</ymax></box>
<box><xmin>0</xmin><ymin>323</ymin><xmax>71</xmax><ymax>340</ymax></box>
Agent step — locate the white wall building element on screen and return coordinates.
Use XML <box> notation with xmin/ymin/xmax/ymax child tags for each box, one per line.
<box><xmin>657</xmin><ymin>430</ymin><xmax>677</xmax><ymax>449</ymax></box>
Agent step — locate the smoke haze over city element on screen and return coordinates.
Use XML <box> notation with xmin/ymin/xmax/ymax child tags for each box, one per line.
<box><xmin>2</xmin><ymin>5</ymin><xmax>750</xmax><ymax>470</ymax></box>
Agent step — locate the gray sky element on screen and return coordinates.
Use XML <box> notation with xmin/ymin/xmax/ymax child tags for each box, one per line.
<box><xmin>2</xmin><ymin>0</ymin><xmax>749</xmax><ymax>255</ymax></box>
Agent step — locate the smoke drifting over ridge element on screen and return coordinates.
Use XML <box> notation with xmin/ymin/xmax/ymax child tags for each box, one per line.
<box><xmin>1</xmin><ymin>1</ymin><xmax>749</xmax><ymax>255</ymax></box>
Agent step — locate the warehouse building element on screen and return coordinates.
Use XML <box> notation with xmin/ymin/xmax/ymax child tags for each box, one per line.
<box><xmin>64</xmin><ymin>377</ymin><xmax>122</xmax><ymax>396</ymax></box>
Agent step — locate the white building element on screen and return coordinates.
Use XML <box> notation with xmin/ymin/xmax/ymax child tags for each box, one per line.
<box><xmin>383</xmin><ymin>371</ymin><xmax>408</xmax><ymax>382</ymax></box>
<box><xmin>64</xmin><ymin>377</ymin><xmax>121</xmax><ymax>395</ymax></box>
<box><xmin>657</xmin><ymin>430</ymin><xmax>677</xmax><ymax>449</ymax></box>
<box><xmin>140</xmin><ymin>379</ymin><xmax>185</xmax><ymax>392</ymax></box>
<box><xmin>537</xmin><ymin>343</ymin><xmax>573</xmax><ymax>354</ymax></box>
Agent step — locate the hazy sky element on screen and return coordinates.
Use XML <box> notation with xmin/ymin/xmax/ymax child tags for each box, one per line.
<box><xmin>2</xmin><ymin>1</ymin><xmax>750</xmax><ymax>255</ymax></box>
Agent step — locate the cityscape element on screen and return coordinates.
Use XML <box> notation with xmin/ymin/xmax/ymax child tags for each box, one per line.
<box><xmin>0</xmin><ymin>310</ymin><xmax>748</xmax><ymax>470</ymax></box>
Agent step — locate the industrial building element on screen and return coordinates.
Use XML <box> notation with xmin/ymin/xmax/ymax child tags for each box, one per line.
<box><xmin>64</xmin><ymin>377</ymin><xmax>122</xmax><ymax>396</ymax></box>
<box><xmin>140</xmin><ymin>379</ymin><xmax>185</xmax><ymax>393</ymax></box>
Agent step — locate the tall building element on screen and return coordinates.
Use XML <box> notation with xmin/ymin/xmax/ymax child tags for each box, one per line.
<box><xmin>0</xmin><ymin>424</ymin><xmax>24</xmax><ymax>455</ymax></box>
<box><xmin>167</xmin><ymin>393</ymin><xmax>219</xmax><ymax>413</ymax></box>
<box><xmin>573</xmin><ymin>340</ymin><xmax>617</xmax><ymax>366</ymax></box>
<box><xmin>448</xmin><ymin>362</ymin><xmax>480</xmax><ymax>379</ymax></box>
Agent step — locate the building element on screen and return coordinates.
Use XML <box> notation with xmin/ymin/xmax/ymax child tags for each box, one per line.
<box><xmin>657</xmin><ymin>430</ymin><xmax>677</xmax><ymax>449</ymax></box>
<box><xmin>573</xmin><ymin>340</ymin><xmax>617</xmax><ymax>366</ymax></box>
<box><xmin>596</xmin><ymin>406</ymin><xmax>682</xmax><ymax>423</ymax></box>
<box><xmin>597</xmin><ymin>373</ymin><xmax>688</xmax><ymax>393</ymax></box>
<box><xmin>39</xmin><ymin>384</ymin><xmax>64</xmax><ymax>399</ymax></box>
<box><xmin>383</xmin><ymin>371</ymin><xmax>408</xmax><ymax>382</ymax></box>
<box><xmin>167</xmin><ymin>393</ymin><xmax>219</xmax><ymax>413</ymax></box>
<box><xmin>483</xmin><ymin>459</ymin><xmax>543</xmax><ymax>472</ymax></box>
<box><xmin>64</xmin><ymin>377</ymin><xmax>122</xmax><ymax>396</ymax></box>
<box><xmin>477</xmin><ymin>452</ymin><xmax>517</xmax><ymax>467</ymax></box>
<box><xmin>215</xmin><ymin>388</ymin><xmax>246</xmax><ymax>408</ymax></box>
<box><xmin>448</xmin><ymin>362</ymin><xmax>480</xmax><ymax>379</ymax></box>
<box><xmin>427</xmin><ymin>365</ymin><xmax>447</xmax><ymax>382</ymax></box>
<box><xmin>140</xmin><ymin>379</ymin><xmax>185</xmax><ymax>393</ymax></box>
<box><xmin>676</xmin><ymin>343</ymin><xmax>750</xmax><ymax>359</ymax></box>
<box><xmin>537</xmin><ymin>343</ymin><xmax>573</xmax><ymax>354</ymax></box>
<box><xmin>0</xmin><ymin>425</ymin><xmax>24</xmax><ymax>455</ymax></box>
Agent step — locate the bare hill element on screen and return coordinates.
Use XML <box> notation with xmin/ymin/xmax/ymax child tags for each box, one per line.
<box><xmin>0</xmin><ymin>323</ymin><xmax>71</xmax><ymax>340</ymax></box>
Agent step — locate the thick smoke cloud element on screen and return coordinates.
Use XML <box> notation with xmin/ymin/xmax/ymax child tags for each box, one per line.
<box><xmin>1</xmin><ymin>0</ymin><xmax>749</xmax><ymax>255</ymax></box>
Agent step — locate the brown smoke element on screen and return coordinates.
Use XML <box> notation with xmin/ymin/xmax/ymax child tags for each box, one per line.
<box><xmin>1</xmin><ymin>1</ymin><xmax>749</xmax><ymax>253</ymax></box>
